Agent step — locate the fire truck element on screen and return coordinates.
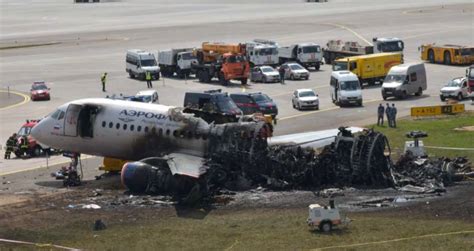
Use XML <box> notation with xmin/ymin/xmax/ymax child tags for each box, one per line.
<box><xmin>13</xmin><ymin>120</ymin><xmax>50</xmax><ymax>157</ymax></box>
<box><xmin>192</xmin><ymin>42</ymin><xmax>250</xmax><ymax>86</ymax></box>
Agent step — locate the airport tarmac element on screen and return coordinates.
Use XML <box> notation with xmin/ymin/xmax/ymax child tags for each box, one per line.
<box><xmin>0</xmin><ymin>0</ymin><xmax>473</xmax><ymax>175</ymax></box>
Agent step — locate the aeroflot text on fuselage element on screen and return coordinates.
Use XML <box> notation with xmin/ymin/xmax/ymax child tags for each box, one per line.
<box><xmin>119</xmin><ymin>109</ymin><xmax>180</xmax><ymax>122</ymax></box>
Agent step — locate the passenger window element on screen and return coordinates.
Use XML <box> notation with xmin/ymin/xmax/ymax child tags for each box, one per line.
<box><xmin>130</xmin><ymin>125</ymin><xmax>135</xmax><ymax>131</ymax></box>
<box><xmin>144</xmin><ymin>126</ymin><xmax>149</xmax><ymax>133</ymax></box>
<box><xmin>123</xmin><ymin>124</ymin><xmax>127</xmax><ymax>130</ymax></box>
<box><xmin>137</xmin><ymin>126</ymin><xmax>142</xmax><ymax>132</ymax></box>
<box><xmin>151</xmin><ymin>127</ymin><xmax>156</xmax><ymax>134</ymax></box>
<box><xmin>410</xmin><ymin>73</ymin><xmax>417</xmax><ymax>82</ymax></box>
<box><xmin>158</xmin><ymin>128</ymin><xmax>163</xmax><ymax>136</ymax></box>
<box><xmin>166</xmin><ymin>129</ymin><xmax>170</xmax><ymax>136</ymax></box>
<box><xmin>116</xmin><ymin>123</ymin><xmax>120</xmax><ymax>129</ymax></box>
<box><xmin>109</xmin><ymin>122</ymin><xmax>113</xmax><ymax>128</ymax></box>
<box><xmin>102</xmin><ymin>121</ymin><xmax>106</xmax><ymax>127</ymax></box>
<box><xmin>173</xmin><ymin>130</ymin><xmax>179</xmax><ymax>137</ymax></box>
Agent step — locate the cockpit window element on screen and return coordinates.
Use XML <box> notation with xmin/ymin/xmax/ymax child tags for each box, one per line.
<box><xmin>50</xmin><ymin>109</ymin><xmax>65</xmax><ymax>120</ymax></box>
<box><xmin>50</xmin><ymin>109</ymin><xmax>61</xmax><ymax>119</ymax></box>
<box><xmin>58</xmin><ymin>111</ymin><xmax>65</xmax><ymax>120</ymax></box>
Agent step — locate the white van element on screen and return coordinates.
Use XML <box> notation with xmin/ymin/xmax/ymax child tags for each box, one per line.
<box><xmin>126</xmin><ymin>49</ymin><xmax>160</xmax><ymax>80</ymax></box>
<box><xmin>381</xmin><ymin>63</ymin><xmax>427</xmax><ymax>100</ymax></box>
<box><xmin>330</xmin><ymin>71</ymin><xmax>363</xmax><ymax>106</ymax></box>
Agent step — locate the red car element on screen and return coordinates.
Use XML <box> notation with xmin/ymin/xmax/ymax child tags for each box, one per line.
<box><xmin>30</xmin><ymin>82</ymin><xmax>50</xmax><ymax>101</ymax></box>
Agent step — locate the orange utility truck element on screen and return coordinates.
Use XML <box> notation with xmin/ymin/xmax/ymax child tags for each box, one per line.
<box><xmin>192</xmin><ymin>42</ymin><xmax>250</xmax><ymax>85</ymax></box>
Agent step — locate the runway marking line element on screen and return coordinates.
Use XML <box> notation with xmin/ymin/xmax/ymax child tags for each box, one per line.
<box><xmin>323</xmin><ymin>23</ymin><xmax>372</xmax><ymax>46</ymax></box>
<box><xmin>0</xmin><ymin>90</ymin><xmax>30</xmax><ymax>111</ymax></box>
<box><xmin>279</xmin><ymin>98</ymin><xmax>381</xmax><ymax>121</ymax></box>
<box><xmin>0</xmin><ymin>155</ymin><xmax>95</xmax><ymax>177</ymax></box>
<box><xmin>312</xmin><ymin>230</ymin><xmax>474</xmax><ymax>250</ymax></box>
<box><xmin>271</xmin><ymin>84</ymin><xmax>327</xmax><ymax>98</ymax></box>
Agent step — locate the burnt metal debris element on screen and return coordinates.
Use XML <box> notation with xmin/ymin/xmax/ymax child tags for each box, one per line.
<box><xmin>130</xmin><ymin>127</ymin><xmax>472</xmax><ymax>204</ymax></box>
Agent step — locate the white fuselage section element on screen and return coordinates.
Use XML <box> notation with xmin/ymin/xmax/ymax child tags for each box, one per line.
<box><xmin>31</xmin><ymin>98</ymin><xmax>210</xmax><ymax>161</ymax></box>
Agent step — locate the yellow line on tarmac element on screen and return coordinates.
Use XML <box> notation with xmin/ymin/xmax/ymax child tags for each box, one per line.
<box><xmin>0</xmin><ymin>90</ymin><xmax>30</xmax><ymax>111</ymax></box>
<box><xmin>279</xmin><ymin>98</ymin><xmax>382</xmax><ymax>121</ymax></box>
<box><xmin>0</xmin><ymin>155</ymin><xmax>95</xmax><ymax>177</ymax></box>
<box><xmin>271</xmin><ymin>85</ymin><xmax>327</xmax><ymax>98</ymax></box>
<box><xmin>323</xmin><ymin>23</ymin><xmax>373</xmax><ymax>46</ymax></box>
<box><xmin>313</xmin><ymin>230</ymin><xmax>474</xmax><ymax>250</ymax></box>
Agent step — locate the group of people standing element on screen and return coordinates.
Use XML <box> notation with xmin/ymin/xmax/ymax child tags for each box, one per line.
<box><xmin>100</xmin><ymin>71</ymin><xmax>154</xmax><ymax>92</ymax></box>
<box><xmin>377</xmin><ymin>103</ymin><xmax>398</xmax><ymax>128</ymax></box>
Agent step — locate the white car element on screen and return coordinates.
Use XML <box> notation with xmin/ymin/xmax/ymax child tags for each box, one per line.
<box><xmin>250</xmin><ymin>66</ymin><xmax>280</xmax><ymax>83</ymax></box>
<box><xmin>135</xmin><ymin>90</ymin><xmax>159</xmax><ymax>104</ymax></box>
<box><xmin>440</xmin><ymin>77</ymin><xmax>468</xmax><ymax>101</ymax></box>
<box><xmin>292</xmin><ymin>89</ymin><xmax>319</xmax><ymax>110</ymax></box>
<box><xmin>281</xmin><ymin>63</ymin><xmax>310</xmax><ymax>80</ymax></box>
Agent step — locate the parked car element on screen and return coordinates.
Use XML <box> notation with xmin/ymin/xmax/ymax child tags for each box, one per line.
<box><xmin>280</xmin><ymin>62</ymin><xmax>310</xmax><ymax>80</ymax></box>
<box><xmin>439</xmin><ymin>77</ymin><xmax>469</xmax><ymax>101</ymax></box>
<box><xmin>292</xmin><ymin>89</ymin><xmax>319</xmax><ymax>110</ymax></box>
<box><xmin>135</xmin><ymin>90</ymin><xmax>159</xmax><ymax>104</ymax></box>
<box><xmin>250</xmin><ymin>66</ymin><xmax>280</xmax><ymax>83</ymax></box>
<box><xmin>230</xmin><ymin>92</ymin><xmax>278</xmax><ymax>118</ymax></box>
<box><xmin>184</xmin><ymin>89</ymin><xmax>243</xmax><ymax>116</ymax></box>
<box><xmin>30</xmin><ymin>82</ymin><xmax>50</xmax><ymax>101</ymax></box>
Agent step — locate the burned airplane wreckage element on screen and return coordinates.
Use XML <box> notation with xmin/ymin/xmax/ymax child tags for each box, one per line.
<box><xmin>122</xmin><ymin>121</ymin><xmax>472</xmax><ymax>205</ymax></box>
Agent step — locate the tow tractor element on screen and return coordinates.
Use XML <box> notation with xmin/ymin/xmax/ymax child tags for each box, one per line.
<box><xmin>307</xmin><ymin>200</ymin><xmax>350</xmax><ymax>232</ymax></box>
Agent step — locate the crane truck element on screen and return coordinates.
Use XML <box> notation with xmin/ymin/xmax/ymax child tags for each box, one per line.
<box><xmin>192</xmin><ymin>42</ymin><xmax>250</xmax><ymax>86</ymax></box>
<box><xmin>323</xmin><ymin>37</ymin><xmax>404</xmax><ymax>64</ymax></box>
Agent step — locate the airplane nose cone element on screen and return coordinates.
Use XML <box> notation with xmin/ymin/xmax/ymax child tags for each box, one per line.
<box><xmin>31</xmin><ymin>121</ymin><xmax>43</xmax><ymax>142</ymax></box>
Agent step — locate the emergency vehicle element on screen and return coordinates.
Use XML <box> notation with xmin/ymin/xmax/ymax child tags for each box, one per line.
<box><xmin>13</xmin><ymin>120</ymin><xmax>49</xmax><ymax>157</ymax></box>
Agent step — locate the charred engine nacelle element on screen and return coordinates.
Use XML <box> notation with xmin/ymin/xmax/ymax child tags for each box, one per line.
<box><xmin>121</xmin><ymin>159</ymin><xmax>173</xmax><ymax>193</ymax></box>
<box><xmin>121</xmin><ymin>158</ymin><xmax>207</xmax><ymax>204</ymax></box>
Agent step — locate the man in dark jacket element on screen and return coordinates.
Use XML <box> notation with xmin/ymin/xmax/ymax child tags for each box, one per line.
<box><xmin>4</xmin><ymin>133</ymin><xmax>16</xmax><ymax>159</ymax></box>
<box><xmin>377</xmin><ymin>103</ymin><xmax>385</xmax><ymax>126</ymax></box>
<box><xmin>279</xmin><ymin>66</ymin><xmax>286</xmax><ymax>84</ymax></box>
<box><xmin>385</xmin><ymin>103</ymin><xmax>392</xmax><ymax>127</ymax></box>
<box><xmin>391</xmin><ymin>103</ymin><xmax>398</xmax><ymax>128</ymax></box>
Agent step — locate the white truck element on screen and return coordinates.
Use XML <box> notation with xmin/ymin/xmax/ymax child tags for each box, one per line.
<box><xmin>246</xmin><ymin>40</ymin><xmax>279</xmax><ymax>67</ymax></box>
<box><xmin>278</xmin><ymin>43</ymin><xmax>323</xmax><ymax>70</ymax></box>
<box><xmin>323</xmin><ymin>37</ymin><xmax>404</xmax><ymax>64</ymax></box>
<box><xmin>158</xmin><ymin>48</ymin><xmax>197</xmax><ymax>78</ymax></box>
<box><xmin>372</xmin><ymin>37</ymin><xmax>404</xmax><ymax>53</ymax></box>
